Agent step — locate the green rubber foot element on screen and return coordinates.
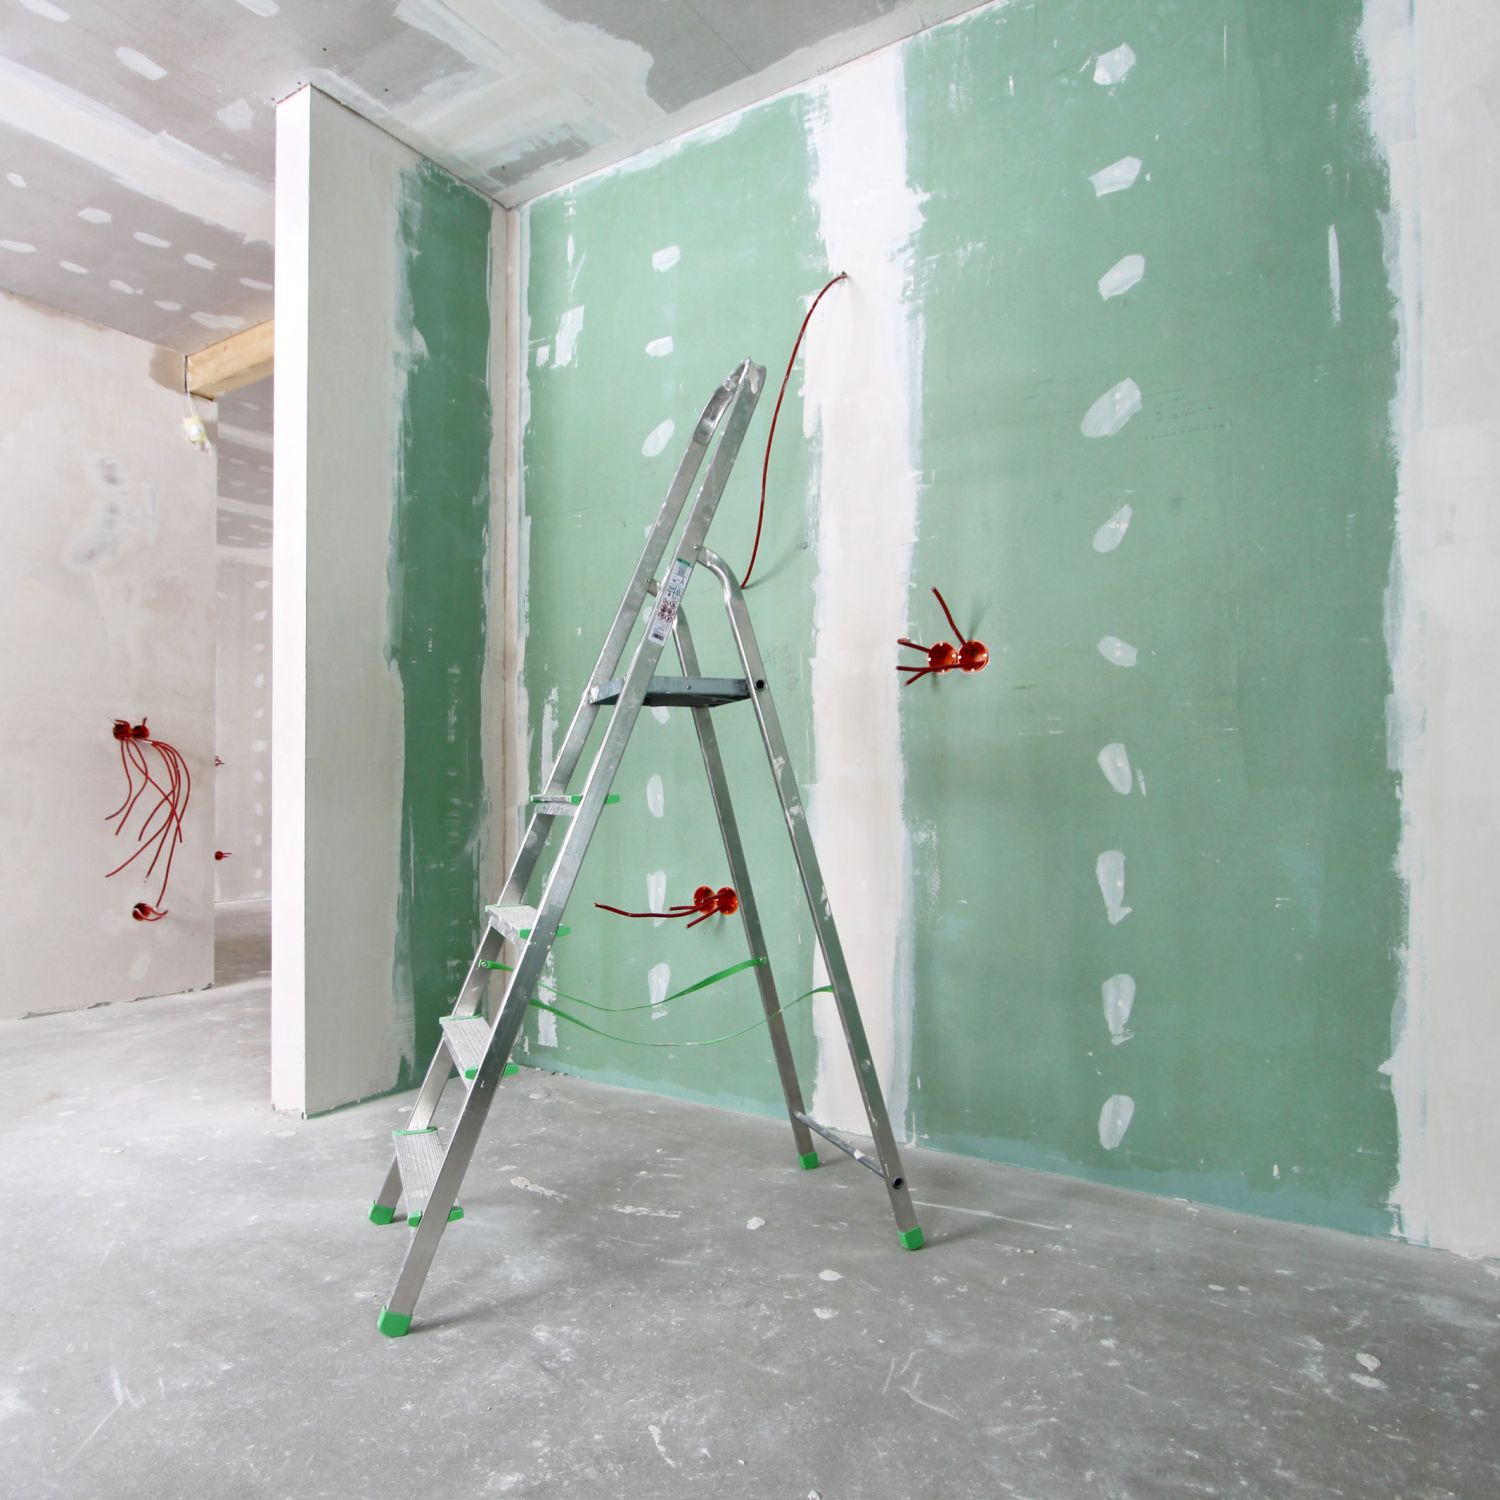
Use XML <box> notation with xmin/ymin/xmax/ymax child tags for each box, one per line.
<box><xmin>799</xmin><ymin>1151</ymin><xmax>820</xmax><ymax>1171</ymax></box>
<box><xmin>504</xmin><ymin>1063</ymin><xmax>519</xmax><ymax>1077</ymax></box>
<box><xmin>899</xmin><ymin>1226</ymin><xmax>925</xmax><ymax>1251</ymax></box>
<box><xmin>376</xmin><ymin>1307</ymin><xmax>411</xmax><ymax>1339</ymax></box>
<box><xmin>408</xmin><ymin>1206</ymin><xmax>463</xmax><ymax>1228</ymax></box>
<box><xmin>368</xmin><ymin>1202</ymin><xmax>395</xmax><ymax>1225</ymax></box>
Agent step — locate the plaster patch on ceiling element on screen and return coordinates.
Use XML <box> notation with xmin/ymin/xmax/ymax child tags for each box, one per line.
<box><xmin>78</xmin><ymin>206</ymin><xmax>111</xmax><ymax>223</ymax></box>
<box><xmin>133</xmin><ymin>231</ymin><xmax>171</xmax><ymax>248</ymax></box>
<box><xmin>59</xmin><ymin>259</ymin><xmax>86</xmax><ymax>273</ymax></box>
<box><xmin>6</xmin><ymin>172</ymin><xmax>27</xmax><ymax>187</ymax></box>
<box><xmin>388</xmin><ymin>0</ymin><xmax>664</xmax><ymax>188</ymax></box>
<box><xmin>233</xmin><ymin>0</ymin><xmax>280</xmax><ymax>16</ymax></box>
<box><xmin>115</xmin><ymin>48</ymin><xmax>168</xmax><ymax>83</ymax></box>
<box><xmin>216</xmin><ymin>98</ymin><xmax>255</xmax><ymax>132</ymax></box>
<box><xmin>18</xmin><ymin>0</ymin><xmax>71</xmax><ymax>20</ymax></box>
<box><xmin>184</xmin><ymin>252</ymin><xmax>216</xmax><ymax>269</ymax></box>
<box><xmin>193</xmin><ymin>311</ymin><xmax>247</xmax><ymax>330</ymax></box>
<box><xmin>0</xmin><ymin>57</ymin><xmax>273</xmax><ymax>244</ymax></box>
<box><xmin>1</xmin><ymin>240</ymin><xmax>38</xmax><ymax>253</ymax></box>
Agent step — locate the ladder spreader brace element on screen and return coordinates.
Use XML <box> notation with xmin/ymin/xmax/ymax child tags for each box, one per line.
<box><xmin>369</xmin><ymin>359</ymin><xmax>921</xmax><ymax>1337</ymax></box>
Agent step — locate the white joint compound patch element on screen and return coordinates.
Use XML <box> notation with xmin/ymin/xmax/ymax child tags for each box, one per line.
<box><xmin>803</xmin><ymin>47</ymin><xmax>923</xmax><ymax>1136</ymax></box>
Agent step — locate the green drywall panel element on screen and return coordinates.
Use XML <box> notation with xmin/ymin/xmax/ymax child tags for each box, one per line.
<box><xmin>389</xmin><ymin>161</ymin><xmax>493</xmax><ymax>1089</ymax></box>
<box><xmin>519</xmin><ymin>0</ymin><xmax>1403</xmax><ymax>1235</ymax></box>
<box><xmin>902</xmin><ymin>0</ymin><xmax>1401</xmax><ymax>1233</ymax></box>
<box><xmin>519</xmin><ymin>102</ymin><xmax>828</xmax><ymax>1121</ymax></box>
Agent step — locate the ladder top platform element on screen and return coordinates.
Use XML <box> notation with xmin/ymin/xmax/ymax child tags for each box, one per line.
<box><xmin>589</xmin><ymin>674</ymin><xmax>751</xmax><ymax>709</ymax></box>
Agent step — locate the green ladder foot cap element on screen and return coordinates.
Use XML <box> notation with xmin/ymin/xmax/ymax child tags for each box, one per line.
<box><xmin>899</xmin><ymin>1226</ymin><xmax>925</xmax><ymax>1251</ymax></box>
<box><xmin>799</xmin><ymin>1151</ymin><xmax>820</xmax><ymax>1171</ymax></box>
<box><xmin>376</xmin><ymin>1307</ymin><xmax>411</xmax><ymax>1339</ymax></box>
<box><xmin>368</xmin><ymin>1203</ymin><xmax>396</xmax><ymax>1225</ymax></box>
<box><xmin>407</xmin><ymin>1206</ymin><xmax>463</xmax><ymax>1228</ymax></box>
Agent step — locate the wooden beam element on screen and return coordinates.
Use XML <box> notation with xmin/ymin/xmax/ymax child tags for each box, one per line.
<box><xmin>186</xmin><ymin>318</ymin><xmax>274</xmax><ymax>399</ymax></box>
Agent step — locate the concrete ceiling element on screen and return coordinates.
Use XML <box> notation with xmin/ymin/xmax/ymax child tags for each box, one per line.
<box><xmin>0</xmin><ymin>0</ymin><xmax>981</xmax><ymax>356</ymax></box>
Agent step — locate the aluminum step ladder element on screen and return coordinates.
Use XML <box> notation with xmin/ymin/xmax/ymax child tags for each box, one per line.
<box><xmin>369</xmin><ymin>359</ymin><xmax>921</xmax><ymax>1338</ymax></box>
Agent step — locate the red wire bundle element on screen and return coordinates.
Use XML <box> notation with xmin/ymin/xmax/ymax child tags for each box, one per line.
<box><xmin>596</xmin><ymin>884</ymin><xmax>739</xmax><ymax>930</ymax></box>
<box><xmin>106</xmin><ymin>717</ymin><xmax>192</xmax><ymax>920</ymax></box>
<box><xmin>898</xmin><ymin>588</ymin><xmax>990</xmax><ymax>686</ymax></box>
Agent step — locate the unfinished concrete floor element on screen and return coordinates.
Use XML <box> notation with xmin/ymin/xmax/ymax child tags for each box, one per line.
<box><xmin>5</xmin><ymin>978</ymin><xmax>1499</xmax><ymax>1499</ymax></box>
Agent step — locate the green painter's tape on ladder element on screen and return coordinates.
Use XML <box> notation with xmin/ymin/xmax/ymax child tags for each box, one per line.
<box><xmin>530</xmin><ymin>793</ymin><xmax>620</xmax><ymax>805</ymax></box>
<box><xmin>376</xmin><ymin>1307</ymin><xmax>411</xmax><ymax>1339</ymax></box>
<box><xmin>463</xmin><ymin>1062</ymin><xmax>521</xmax><ymax>1080</ymax></box>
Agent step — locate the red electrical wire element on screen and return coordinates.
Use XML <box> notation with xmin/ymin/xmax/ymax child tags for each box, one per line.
<box><xmin>896</xmin><ymin>588</ymin><xmax>990</xmax><ymax>686</ymax></box>
<box><xmin>740</xmin><ymin>272</ymin><xmax>849</xmax><ymax>589</ymax></box>
<box><xmin>596</xmin><ymin>884</ymin><xmax>738</xmax><ymax>930</ymax></box>
<box><xmin>105</xmin><ymin>717</ymin><xmax>192</xmax><ymax>917</ymax></box>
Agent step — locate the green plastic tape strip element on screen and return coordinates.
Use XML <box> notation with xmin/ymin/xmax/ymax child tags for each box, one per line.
<box><xmin>479</xmin><ymin>955</ymin><xmax>765</xmax><ymax>1013</ymax></box>
<box><xmin>528</xmin><ymin>984</ymin><xmax>830</xmax><ymax>1050</ymax></box>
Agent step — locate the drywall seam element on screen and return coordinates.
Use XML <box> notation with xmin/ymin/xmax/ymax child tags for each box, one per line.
<box><xmin>0</xmin><ymin>56</ymin><xmax>273</xmax><ymax>243</ymax></box>
<box><xmin>1371</xmin><ymin>0</ymin><xmax>1500</xmax><ymax>1257</ymax></box>
<box><xmin>511</xmin><ymin>207</ymin><xmax>533</xmax><ymax>879</ymax></box>
<box><xmin>802</xmin><ymin>48</ymin><xmax>923</xmax><ymax>1138</ymax></box>
<box><xmin>1366</xmin><ymin>0</ymin><xmax>1426</xmax><ymax>1244</ymax></box>
<box><xmin>483</xmin><ymin>201</ymin><xmax>515</xmax><ymax>913</ymax></box>
<box><xmin>269</xmin><ymin>87</ymin><xmax>312</xmax><ymax>1112</ymax></box>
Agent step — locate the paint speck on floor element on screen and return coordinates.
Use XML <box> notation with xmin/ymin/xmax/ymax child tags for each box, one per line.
<box><xmin>746</xmin><ymin>1216</ymin><xmax>766</xmax><ymax>1230</ymax></box>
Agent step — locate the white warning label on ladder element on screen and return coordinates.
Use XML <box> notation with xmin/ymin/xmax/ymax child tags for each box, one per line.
<box><xmin>647</xmin><ymin>558</ymin><xmax>693</xmax><ymax>645</ymax></box>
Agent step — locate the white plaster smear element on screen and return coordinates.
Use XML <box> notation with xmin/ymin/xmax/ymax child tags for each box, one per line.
<box><xmin>0</xmin><ymin>57</ymin><xmax>273</xmax><ymax>242</ymax></box>
<box><xmin>553</xmin><ymin>305</ymin><xmax>584</xmax><ymax>366</ymax></box>
<box><xmin>1082</xmin><ymin>378</ymin><xmax>1142</xmax><ymax>437</ymax></box>
<box><xmin>1098</xmin><ymin>1093</ymin><xmax>1135</xmax><ymax>1149</ymax></box>
<box><xmin>1093</xmin><ymin>44</ymin><xmax>1137</xmax><ymax>86</ymax></box>
<box><xmin>641</xmin><ymin>418</ymin><xmax>674</xmax><ymax>457</ymax></box>
<box><xmin>648</xmin><ymin>961</ymin><xmax>671</xmax><ymax>1018</ymax></box>
<box><xmin>1093</xmin><ymin>503</ymin><xmax>1133</xmax><ymax>551</ymax></box>
<box><xmin>1098</xmin><ymin>253</ymin><xmax>1145</xmax><ymax>300</ymax></box>
<box><xmin>1366</xmin><ymin>0</ymin><xmax>1500</xmax><ymax>1256</ymax></box>
<box><xmin>645</xmin><ymin>335</ymin><xmax>673</xmax><ymax>357</ymax></box>
<box><xmin>645</xmin><ymin>773</ymin><xmax>664</xmax><ymax>817</ymax></box>
<box><xmin>646</xmin><ymin>869</ymin><xmax>667</xmax><ymax>927</ymax></box>
<box><xmin>803</xmin><ymin>49</ymin><xmax>923</xmax><ymax>1136</ymax></box>
<box><xmin>652</xmin><ymin>245</ymin><xmax>680</xmax><ymax>271</ymax></box>
<box><xmin>1096</xmin><ymin>850</ymin><xmax>1132</xmax><ymax>924</ymax></box>
<box><xmin>1097</xmin><ymin>635</ymin><xmax>1138</xmax><ymax>667</ymax></box>
<box><xmin>1097</xmin><ymin>742</ymin><xmax>1133</xmax><ymax>795</ymax></box>
<box><xmin>1102</xmin><ymin>973</ymin><xmax>1135</xmax><ymax>1044</ymax></box>
<box><xmin>1327</xmin><ymin>223</ymin><xmax>1342</xmax><ymax>326</ymax></box>
<box><xmin>1089</xmin><ymin>155</ymin><xmax>1142</xmax><ymax>196</ymax></box>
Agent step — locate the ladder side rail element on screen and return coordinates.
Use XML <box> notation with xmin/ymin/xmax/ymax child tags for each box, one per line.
<box><xmin>498</xmin><ymin>368</ymin><xmax>749</xmax><ymax>909</ymax></box>
<box><xmin>383</xmin><ymin>363</ymin><xmax>767</xmax><ymax>1324</ymax></box>
<box><xmin>695</xmin><ymin>547</ymin><xmax>919</xmax><ymax>1236</ymax></box>
<box><xmin>673</xmin><ymin>607</ymin><xmax>815</xmax><ymax>1160</ymax></box>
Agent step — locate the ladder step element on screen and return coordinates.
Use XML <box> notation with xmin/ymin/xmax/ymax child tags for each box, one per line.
<box><xmin>485</xmin><ymin>904</ymin><xmax>570</xmax><ymax>942</ymax></box>
<box><xmin>393</xmin><ymin>1126</ymin><xmax>462</xmax><ymax>1225</ymax></box>
<box><xmin>590</xmin><ymin>675</ymin><xmax>752</xmax><ymax>709</ymax></box>
<box><xmin>440</xmin><ymin>1015</ymin><xmax>489</xmax><ymax>1081</ymax></box>
<box><xmin>530</xmin><ymin>793</ymin><xmax>620</xmax><ymax>817</ymax></box>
